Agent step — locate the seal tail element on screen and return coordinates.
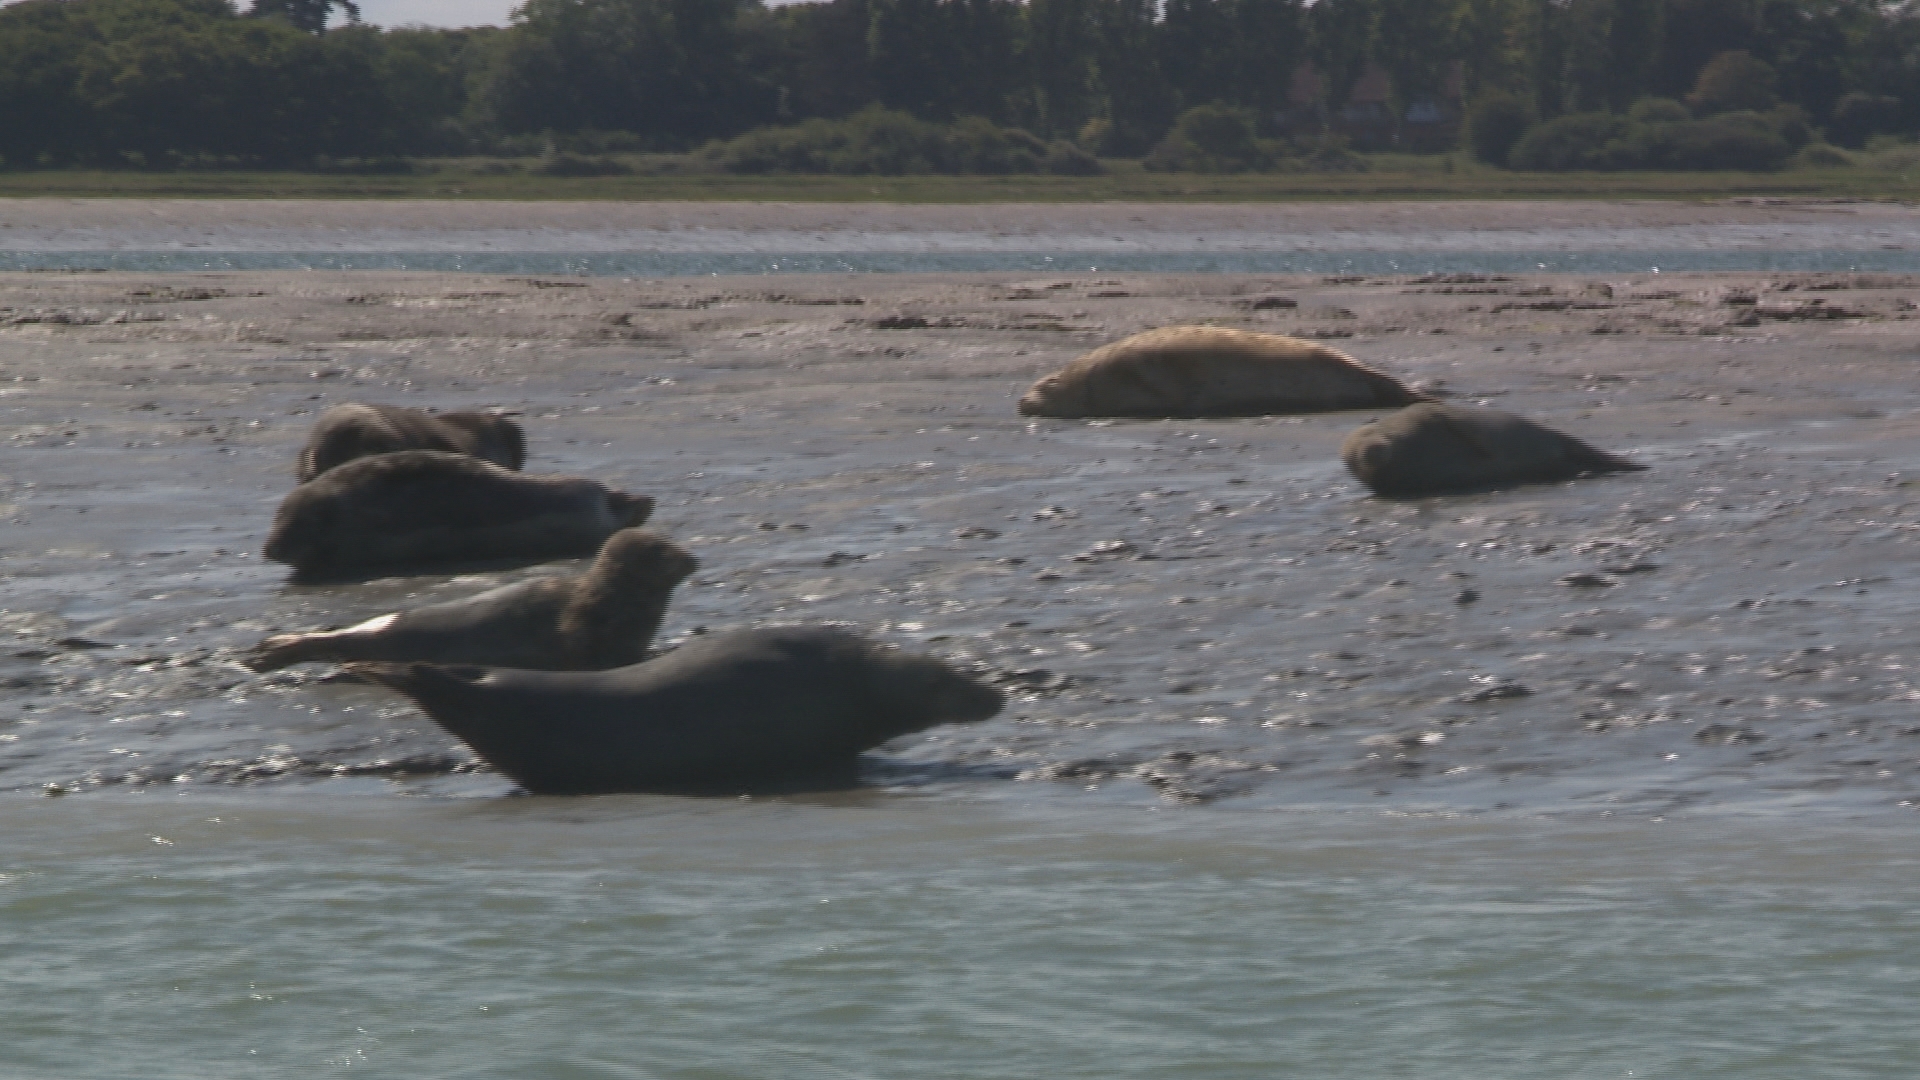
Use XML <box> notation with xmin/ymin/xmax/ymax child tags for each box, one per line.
<box><xmin>1567</xmin><ymin>440</ymin><xmax>1647</xmax><ymax>475</ymax></box>
<box><xmin>1315</xmin><ymin>343</ymin><xmax>1433</xmax><ymax>406</ymax></box>
<box><xmin>245</xmin><ymin>633</ymin><xmax>329</xmax><ymax>672</ymax></box>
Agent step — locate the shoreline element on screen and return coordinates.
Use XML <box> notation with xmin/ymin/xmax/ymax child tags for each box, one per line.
<box><xmin>4</xmin><ymin>197</ymin><xmax>1918</xmax><ymax>254</ymax></box>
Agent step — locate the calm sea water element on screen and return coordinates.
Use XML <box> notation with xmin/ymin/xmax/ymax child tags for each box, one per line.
<box><xmin>6</xmin><ymin>247</ymin><xmax>1920</xmax><ymax>276</ymax></box>
<box><xmin>6</xmin><ymin>793</ymin><xmax>1918</xmax><ymax>1079</ymax></box>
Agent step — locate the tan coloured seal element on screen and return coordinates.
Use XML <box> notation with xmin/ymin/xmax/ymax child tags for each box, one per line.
<box><xmin>297</xmin><ymin>403</ymin><xmax>526</xmax><ymax>483</ymax></box>
<box><xmin>263</xmin><ymin>450</ymin><xmax>652</xmax><ymax>575</ymax></box>
<box><xmin>1017</xmin><ymin>326</ymin><xmax>1430</xmax><ymax>418</ymax></box>
<box><xmin>1342</xmin><ymin>402</ymin><xmax>1645</xmax><ymax>498</ymax></box>
<box><xmin>247</xmin><ymin>528</ymin><xmax>697</xmax><ymax>672</ymax></box>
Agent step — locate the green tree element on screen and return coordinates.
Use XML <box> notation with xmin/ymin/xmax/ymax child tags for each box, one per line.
<box><xmin>1454</xmin><ymin>0</ymin><xmax>1526</xmax><ymax>99</ymax></box>
<box><xmin>249</xmin><ymin>0</ymin><xmax>360</xmax><ymax>35</ymax></box>
<box><xmin>1307</xmin><ymin>0</ymin><xmax>1376</xmax><ymax>126</ymax></box>
<box><xmin>1604</xmin><ymin>0</ymin><xmax>1663</xmax><ymax>109</ymax></box>
<box><xmin>1228</xmin><ymin>0</ymin><xmax>1306</xmax><ymax>128</ymax></box>
<box><xmin>1084</xmin><ymin>0</ymin><xmax>1168</xmax><ymax>153</ymax></box>
<box><xmin>0</xmin><ymin>0</ymin><xmax>92</xmax><ymax>165</ymax></box>
<box><xmin>1371</xmin><ymin>0</ymin><xmax>1460</xmax><ymax>144</ymax></box>
<box><xmin>1022</xmin><ymin>0</ymin><xmax>1098</xmax><ymax>138</ymax></box>
<box><xmin>479</xmin><ymin>0</ymin><xmax>775</xmax><ymax>145</ymax></box>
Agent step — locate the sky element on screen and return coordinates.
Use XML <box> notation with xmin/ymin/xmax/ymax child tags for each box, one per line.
<box><xmin>346</xmin><ymin>0</ymin><xmax>519</xmax><ymax>27</ymax></box>
<box><xmin>0</xmin><ymin>0</ymin><xmax>815</xmax><ymax>30</ymax></box>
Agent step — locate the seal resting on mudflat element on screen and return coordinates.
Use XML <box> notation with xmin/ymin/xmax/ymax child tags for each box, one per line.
<box><xmin>1017</xmin><ymin>326</ymin><xmax>1430</xmax><ymax>418</ymax></box>
<box><xmin>247</xmin><ymin>528</ymin><xmax>697</xmax><ymax>672</ymax></box>
<box><xmin>348</xmin><ymin>627</ymin><xmax>1006</xmax><ymax>795</ymax></box>
<box><xmin>297</xmin><ymin>403</ymin><xmax>526</xmax><ymax>482</ymax></box>
<box><xmin>263</xmin><ymin>450</ymin><xmax>652</xmax><ymax>575</ymax></box>
<box><xmin>1341</xmin><ymin>402</ymin><xmax>1645</xmax><ymax>498</ymax></box>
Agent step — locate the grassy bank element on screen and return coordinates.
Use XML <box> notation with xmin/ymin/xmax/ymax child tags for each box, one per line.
<box><xmin>1</xmin><ymin>153</ymin><xmax>1918</xmax><ymax>201</ymax></box>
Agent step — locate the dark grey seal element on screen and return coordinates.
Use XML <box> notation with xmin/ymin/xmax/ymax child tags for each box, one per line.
<box><xmin>1341</xmin><ymin>402</ymin><xmax>1645</xmax><ymax>498</ymax></box>
<box><xmin>263</xmin><ymin>450</ymin><xmax>652</xmax><ymax>575</ymax></box>
<box><xmin>297</xmin><ymin>403</ymin><xmax>526</xmax><ymax>483</ymax></box>
<box><xmin>349</xmin><ymin>627</ymin><xmax>1007</xmax><ymax>795</ymax></box>
<box><xmin>247</xmin><ymin>528</ymin><xmax>697</xmax><ymax>672</ymax></box>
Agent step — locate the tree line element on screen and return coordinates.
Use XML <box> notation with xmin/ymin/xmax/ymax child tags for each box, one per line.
<box><xmin>3</xmin><ymin>0</ymin><xmax>1919</xmax><ymax>169</ymax></box>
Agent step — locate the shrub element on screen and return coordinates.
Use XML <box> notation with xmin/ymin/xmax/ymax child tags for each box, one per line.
<box><xmin>944</xmin><ymin>116</ymin><xmax>1042</xmax><ymax>175</ymax></box>
<box><xmin>1506</xmin><ymin>106</ymin><xmax>1796</xmax><ymax>172</ymax></box>
<box><xmin>1295</xmin><ymin>134</ymin><xmax>1369</xmax><ymax>173</ymax></box>
<box><xmin>1506</xmin><ymin>112</ymin><xmax>1627</xmax><ymax>170</ymax></box>
<box><xmin>702</xmin><ymin>110</ymin><xmax>1089</xmax><ymax>176</ymax></box>
<box><xmin>1627</xmin><ymin>97</ymin><xmax>1689</xmax><ymax>124</ymax></box>
<box><xmin>1793</xmin><ymin>142</ymin><xmax>1854</xmax><ymax>169</ymax></box>
<box><xmin>1828</xmin><ymin>92</ymin><xmax>1903</xmax><ymax>150</ymax></box>
<box><xmin>1144</xmin><ymin>104</ymin><xmax>1274</xmax><ymax>172</ymax></box>
<box><xmin>1042</xmin><ymin>140</ymin><xmax>1104</xmax><ymax>176</ymax></box>
<box><xmin>535</xmin><ymin>151</ymin><xmax>632</xmax><ymax>176</ymax></box>
<box><xmin>1077</xmin><ymin>118</ymin><xmax>1114</xmax><ymax>154</ymax></box>
<box><xmin>1765</xmin><ymin>104</ymin><xmax>1812</xmax><ymax>149</ymax></box>
<box><xmin>1464</xmin><ymin>90</ymin><xmax>1533</xmax><ymax>166</ymax></box>
<box><xmin>1611</xmin><ymin>115</ymin><xmax>1791</xmax><ymax>170</ymax></box>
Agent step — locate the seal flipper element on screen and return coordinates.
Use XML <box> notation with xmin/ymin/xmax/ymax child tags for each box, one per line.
<box><xmin>346</xmin><ymin>661</ymin><xmax>605</xmax><ymax>793</ymax></box>
<box><xmin>1563</xmin><ymin>438</ymin><xmax>1647</xmax><ymax>476</ymax></box>
<box><xmin>347</xmin><ymin>661</ymin><xmax>494</xmax><ymax>720</ymax></box>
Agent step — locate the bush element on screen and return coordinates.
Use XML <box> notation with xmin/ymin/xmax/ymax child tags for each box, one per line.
<box><xmin>1294</xmin><ymin>134</ymin><xmax>1369</xmax><ymax>173</ymax></box>
<box><xmin>535</xmin><ymin>150</ymin><xmax>632</xmax><ymax>176</ymax></box>
<box><xmin>1144</xmin><ymin>104</ymin><xmax>1275</xmax><ymax>173</ymax></box>
<box><xmin>1610</xmin><ymin>115</ymin><xmax>1791</xmax><ymax>170</ymax></box>
<box><xmin>1829</xmin><ymin>92</ymin><xmax>1902</xmax><ymax>150</ymax></box>
<box><xmin>1507</xmin><ymin>106</ymin><xmax>1796</xmax><ymax>172</ymax></box>
<box><xmin>944</xmin><ymin>116</ymin><xmax>1042</xmax><ymax>175</ymax></box>
<box><xmin>702</xmin><ymin>110</ymin><xmax>1090</xmax><ymax>176</ymax></box>
<box><xmin>1627</xmin><ymin>97</ymin><xmax>1689</xmax><ymax>124</ymax></box>
<box><xmin>1506</xmin><ymin>112</ymin><xmax>1627</xmax><ymax>170</ymax></box>
<box><xmin>1464</xmin><ymin>90</ymin><xmax>1533</xmax><ymax>165</ymax></box>
<box><xmin>1042</xmin><ymin>140</ymin><xmax>1104</xmax><ymax>176</ymax></box>
<box><xmin>1772</xmin><ymin>104</ymin><xmax>1813</xmax><ymax>149</ymax></box>
<box><xmin>1793</xmin><ymin>142</ymin><xmax>1854</xmax><ymax>169</ymax></box>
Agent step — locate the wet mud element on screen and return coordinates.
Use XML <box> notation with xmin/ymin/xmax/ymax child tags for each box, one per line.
<box><xmin>6</xmin><ymin>266</ymin><xmax>1920</xmax><ymax>814</ymax></box>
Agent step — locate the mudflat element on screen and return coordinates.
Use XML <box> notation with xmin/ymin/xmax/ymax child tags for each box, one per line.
<box><xmin>6</xmin><ymin>255</ymin><xmax>1920</xmax><ymax>812</ymax></box>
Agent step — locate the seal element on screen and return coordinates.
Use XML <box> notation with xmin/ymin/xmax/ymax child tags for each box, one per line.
<box><xmin>1341</xmin><ymin>402</ymin><xmax>1646</xmax><ymax>498</ymax></box>
<box><xmin>348</xmin><ymin>626</ymin><xmax>1007</xmax><ymax>795</ymax></box>
<box><xmin>297</xmin><ymin>403</ymin><xmax>526</xmax><ymax>483</ymax></box>
<box><xmin>1017</xmin><ymin>326</ymin><xmax>1430</xmax><ymax>418</ymax></box>
<box><xmin>246</xmin><ymin>528</ymin><xmax>697</xmax><ymax>672</ymax></box>
<box><xmin>262</xmin><ymin>450</ymin><xmax>653</xmax><ymax>575</ymax></box>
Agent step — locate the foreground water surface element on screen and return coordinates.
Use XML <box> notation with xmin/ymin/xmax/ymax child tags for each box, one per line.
<box><xmin>7</xmin><ymin>795</ymin><xmax>1918</xmax><ymax>1079</ymax></box>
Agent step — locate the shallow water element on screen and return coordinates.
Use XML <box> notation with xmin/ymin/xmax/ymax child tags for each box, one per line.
<box><xmin>6</xmin><ymin>794</ymin><xmax>1919</xmax><ymax>1079</ymax></box>
<box><xmin>8</xmin><ymin>247</ymin><xmax>1920</xmax><ymax>276</ymax></box>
